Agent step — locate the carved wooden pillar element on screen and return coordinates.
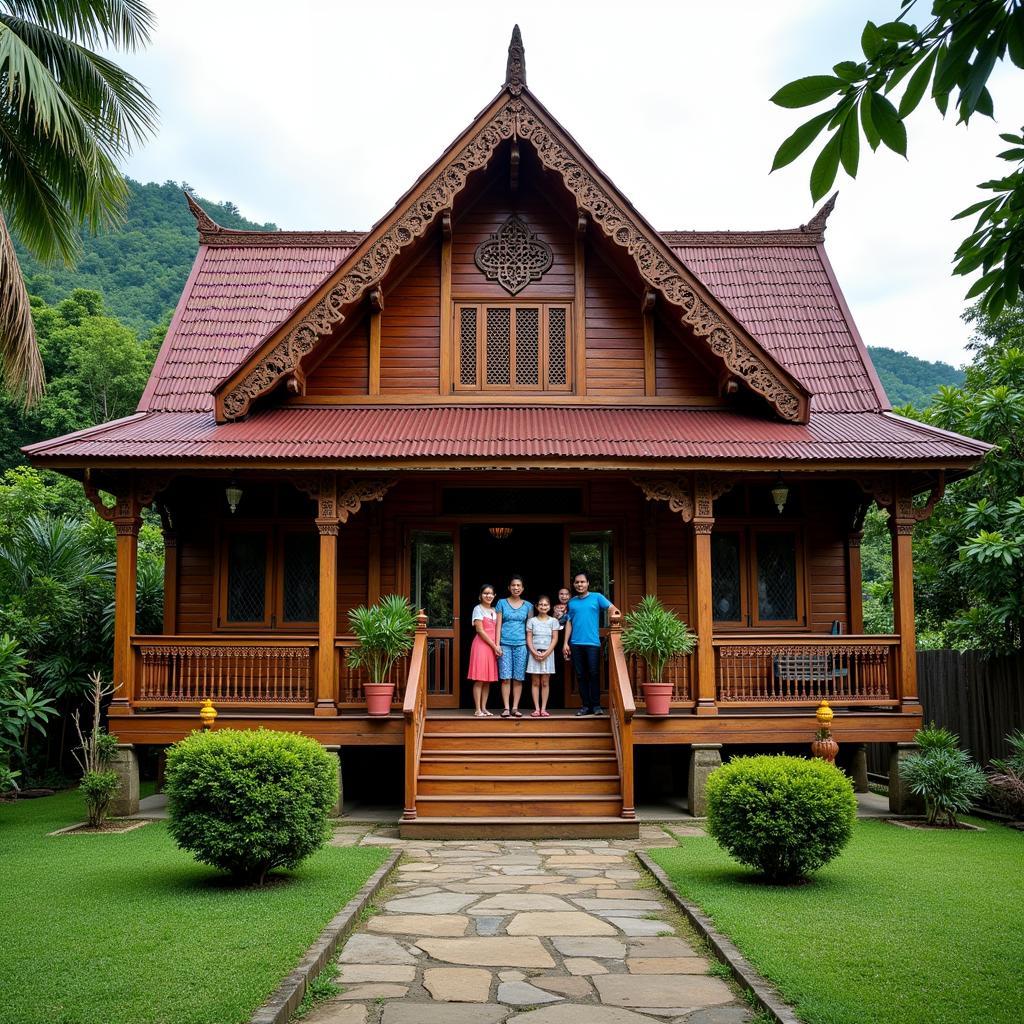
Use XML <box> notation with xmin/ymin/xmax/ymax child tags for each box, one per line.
<box><xmin>890</xmin><ymin>486</ymin><xmax>919</xmax><ymax>710</ymax></box>
<box><xmin>847</xmin><ymin>530</ymin><xmax>864</xmax><ymax>635</ymax></box>
<box><xmin>111</xmin><ymin>502</ymin><xmax>141</xmax><ymax>717</ymax></box>
<box><xmin>316</xmin><ymin>473</ymin><xmax>340</xmax><ymax>717</ymax></box>
<box><xmin>692</xmin><ymin>475</ymin><xmax>717</xmax><ymax>715</ymax></box>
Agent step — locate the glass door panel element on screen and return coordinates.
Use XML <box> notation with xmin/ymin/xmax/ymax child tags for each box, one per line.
<box><xmin>566</xmin><ymin>530</ymin><xmax>615</xmax><ymax>707</ymax></box>
<box><xmin>410</xmin><ymin>530</ymin><xmax>458</xmax><ymax>706</ymax></box>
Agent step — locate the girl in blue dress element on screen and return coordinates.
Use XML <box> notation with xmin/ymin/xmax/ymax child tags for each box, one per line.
<box><xmin>495</xmin><ymin>575</ymin><xmax>532</xmax><ymax>718</ymax></box>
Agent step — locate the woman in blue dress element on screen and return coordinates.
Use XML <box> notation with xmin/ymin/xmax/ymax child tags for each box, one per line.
<box><xmin>495</xmin><ymin>575</ymin><xmax>532</xmax><ymax>718</ymax></box>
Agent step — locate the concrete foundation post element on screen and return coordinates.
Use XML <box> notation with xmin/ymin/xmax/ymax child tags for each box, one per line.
<box><xmin>850</xmin><ymin>744</ymin><xmax>869</xmax><ymax>793</ymax></box>
<box><xmin>323</xmin><ymin>744</ymin><xmax>344</xmax><ymax>817</ymax></box>
<box><xmin>109</xmin><ymin>743</ymin><xmax>140</xmax><ymax>817</ymax></box>
<box><xmin>688</xmin><ymin>743</ymin><xmax>723</xmax><ymax>817</ymax></box>
<box><xmin>888</xmin><ymin>742</ymin><xmax>925</xmax><ymax>815</ymax></box>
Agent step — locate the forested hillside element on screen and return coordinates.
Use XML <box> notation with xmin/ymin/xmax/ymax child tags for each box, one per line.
<box><xmin>13</xmin><ymin>179</ymin><xmax>275</xmax><ymax>335</ymax></box>
<box><xmin>867</xmin><ymin>345</ymin><xmax>963</xmax><ymax>409</ymax></box>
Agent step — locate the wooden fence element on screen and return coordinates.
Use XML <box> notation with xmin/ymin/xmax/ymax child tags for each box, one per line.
<box><xmin>868</xmin><ymin>649</ymin><xmax>1024</xmax><ymax>776</ymax></box>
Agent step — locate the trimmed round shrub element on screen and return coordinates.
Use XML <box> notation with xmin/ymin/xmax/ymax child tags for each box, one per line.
<box><xmin>165</xmin><ymin>728</ymin><xmax>338</xmax><ymax>884</ymax></box>
<box><xmin>706</xmin><ymin>754</ymin><xmax>857</xmax><ymax>882</ymax></box>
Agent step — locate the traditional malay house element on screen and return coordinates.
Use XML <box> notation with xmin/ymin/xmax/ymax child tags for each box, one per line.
<box><xmin>26</xmin><ymin>29</ymin><xmax>989</xmax><ymax>836</ymax></box>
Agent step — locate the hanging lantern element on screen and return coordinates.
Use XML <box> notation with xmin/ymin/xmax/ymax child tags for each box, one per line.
<box><xmin>225</xmin><ymin>482</ymin><xmax>243</xmax><ymax>514</ymax></box>
<box><xmin>489</xmin><ymin>526</ymin><xmax>513</xmax><ymax>540</ymax></box>
<box><xmin>770</xmin><ymin>478</ymin><xmax>789</xmax><ymax>514</ymax></box>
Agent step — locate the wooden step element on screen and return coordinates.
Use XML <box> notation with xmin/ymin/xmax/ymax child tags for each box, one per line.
<box><xmin>398</xmin><ymin>816</ymin><xmax>639</xmax><ymax>840</ymax></box>
<box><xmin>425</xmin><ymin>716</ymin><xmax>610</xmax><ymax>734</ymax></box>
<box><xmin>419</xmin><ymin>754</ymin><xmax>618</xmax><ymax>776</ymax></box>
<box><xmin>417</xmin><ymin>774</ymin><xmax>621</xmax><ymax>796</ymax></box>
<box><xmin>421</xmin><ymin>733</ymin><xmax>615</xmax><ymax>752</ymax></box>
<box><xmin>415</xmin><ymin>794</ymin><xmax>623</xmax><ymax>817</ymax></box>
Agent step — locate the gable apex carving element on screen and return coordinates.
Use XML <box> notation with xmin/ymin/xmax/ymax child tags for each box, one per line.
<box><xmin>216</xmin><ymin>97</ymin><xmax>808</xmax><ymax>424</ymax></box>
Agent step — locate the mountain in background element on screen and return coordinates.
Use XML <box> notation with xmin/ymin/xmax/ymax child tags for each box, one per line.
<box><xmin>14</xmin><ymin>178</ymin><xmax>963</xmax><ymax>411</ymax></box>
<box><xmin>13</xmin><ymin>180</ymin><xmax>275</xmax><ymax>335</ymax></box>
<box><xmin>867</xmin><ymin>346</ymin><xmax>964</xmax><ymax>409</ymax></box>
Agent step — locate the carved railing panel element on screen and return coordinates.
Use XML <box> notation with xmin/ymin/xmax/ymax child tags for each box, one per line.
<box><xmin>714</xmin><ymin>636</ymin><xmax>898</xmax><ymax>705</ymax></box>
<box><xmin>628</xmin><ymin>653</ymin><xmax>694</xmax><ymax>707</ymax></box>
<box><xmin>135</xmin><ymin>636</ymin><xmax>315</xmax><ymax>705</ymax></box>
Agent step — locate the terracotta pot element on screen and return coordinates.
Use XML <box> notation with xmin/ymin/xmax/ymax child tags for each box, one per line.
<box><xmin>642</xmin><ymin>682</ymin><xmax>674</xmax><ymax>716</ymax></box>
<box><xmin>811</xmin><ymin>736</ymin><xmax>839</xmax><ymax>763</ymax></box>
<box><xmin>364</xmin><ymin>683</ymin><xmax>396</xmax><ymax>716</ymax></box>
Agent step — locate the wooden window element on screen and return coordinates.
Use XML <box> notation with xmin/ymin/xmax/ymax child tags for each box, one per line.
<box><xmin>455</xmin><ymin>302</ymin><xmax>572</xmax><ymax>392</ymax></box>
<box><xmin>711</xmin><ymin>527</ymin><xmax>804</xmax><ymax>628</ymax></box>
<box><xmin>220</xmin><ymin>526</ymin><xmax>319</xmax><ymax>630</ymax></box>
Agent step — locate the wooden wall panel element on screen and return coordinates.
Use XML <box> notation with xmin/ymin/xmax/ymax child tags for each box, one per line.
<box><xmin>804</xmin><ymin>487</ymin><xmax>850</xmax><ymax>633</ymax></box>
<box><xmin>654</xmin><ymin>319</ymin><xmax>719</xmax><ymax>400</ymax></box>
<box><xmin>305</xmin><ymin>320</ymin><xmax>369</xmax><ymax>397</ymax></box>
<box><xmin>654</xmin><ymin>507</ymin><xmax>692</xmax><ymax>622</ymax></box>
<box><xmin>176</xmin><ymin>531</ymin><xmax>214</xmax><ymax>632</ymax></box>
<box><xmin>451</xmin><ymin>186</ymin><xmax>574</xmax><ymax>300</ymax></box>
<box><xmin>380</xmin><ymin>250</ymin><xmax>441</xmax><ymax>393</ymax></box>
<box><xmin>338</xmin><ymin>519</ymin><xmax>369</xmax><ymax>628</ymax></box>
<box><xmin>585</xmin><ymin>251</ymin><xmax>645</xmax><ymax>397</ymax></box>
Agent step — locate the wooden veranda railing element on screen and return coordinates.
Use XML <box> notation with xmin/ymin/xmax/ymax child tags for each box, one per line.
<box><xmin>402</xmin><ymin>611</ymin><xmax>429</xmax><ymax>822</ymax></box>
<box><xmin>607</xmin><ymin>615</ymin><xmax>635</xmax><ymax>819</ymax></box>
<box><xmin>628</xmin><ymin>653</ymin><xmax>695</xmax><ymax>708</ymax></box>
<box><xmin>133</xmin><ymin>635</ymin><xmax>316</xmax><ymax>706</ymax></box>
<box><xmin>713</xmin><ymin>635</ymin><xmax>899</xmax><ymax>706</ymax></box>
<box><xmin>336</xmin><ymin>636</ymin><xmax>409</xmax><ymax>709</ymax></box>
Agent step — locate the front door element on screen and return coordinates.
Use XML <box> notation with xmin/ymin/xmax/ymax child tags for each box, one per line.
<box><xmin>409</xmin><ymin>529</ymin><xmax>459</xmax><ymax>707</ymax></box>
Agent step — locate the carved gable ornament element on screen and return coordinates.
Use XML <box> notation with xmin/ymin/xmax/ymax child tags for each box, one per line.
<box><xmin>474</xmin><ymin>214</ymin><xmax>553</xmax><ymax>295</ymax></box>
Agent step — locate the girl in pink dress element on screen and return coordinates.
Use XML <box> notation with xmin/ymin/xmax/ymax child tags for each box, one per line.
<box><xmin>468</xmin><ymin>584</ymin><xmax>502</xmax><ymax>717</ymax></box>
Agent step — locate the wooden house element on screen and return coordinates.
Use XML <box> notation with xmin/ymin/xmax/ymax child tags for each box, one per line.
<box><xmin>25</xmin><ymin>28</ymin><xmax>989</xmax><ymax>836</ymax></box>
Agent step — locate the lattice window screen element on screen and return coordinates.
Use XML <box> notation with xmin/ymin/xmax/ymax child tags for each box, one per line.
<box><xmin>459</xmin><ymin>307</ymin><xmax>478</xmax><ymax>386</ymax></box>
<box><xmin>282</xmin><ymin>533</ymin><xmax>319</xmax><ymax>622</ymax></box>
<box><xmin>486</xmin><ymin>307</ymin><xmax>511</xmax><ymax>385</ymax></box>
<box><xmin>711</xmin><ymin>533</ymin><xmax>742</xmax><ymax>623</ymax></box>
<box><xmin>756</xmin><ymin>534</ymin><xmax>797</xmax><ymax>621</ymax></box>
<box><xmin>227</xmin><ymin>534</ymin><xmax>267</xmax><ymax>622</ymax></box>
<box><xmin>548</xmin><ymin>307</ymin><xmax>567</xmax><ymax>386</ymax></box>
<box><xmin>515</xmin><ymin>307</ymin><xmax>540</xmax><ymax>386</ymax></box>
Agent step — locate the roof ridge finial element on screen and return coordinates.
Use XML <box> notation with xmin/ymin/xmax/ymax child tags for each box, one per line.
<box><xmin>505</xmin><ymin>24</ymin><xmax>526</xmax><ymax>95</ymax></box>
<box><xmin>802</xmin><ymin>192</ymin><xmax>838</xmax><ymax>236</ymax></box>
<box><xmin>184</xmin><ymin>189</ymin><xmax>222</xmax><ymax>235</ymax></box>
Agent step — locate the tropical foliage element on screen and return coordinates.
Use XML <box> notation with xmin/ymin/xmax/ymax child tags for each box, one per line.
<box><xmin>620</xmin><ymin>595</ymin><xmax>696</xmax><ymax>683</ymax></box>
<box><xmin>770</xmin><ymin>1</ymin><xmax>1024</xmax><ymax>317</ymax></box>
<box><xmin>346</xmin><ymin>595</ymin><xmax>419</xmax><ymax>686</ymax></box>
<box><xmin>0</xmin><ymin>0</ymin><xmax>159</xmax><ymax>402</ymax></box>
<box><xmin>986</xmin><ymin>729</ymin><xmax>1024</xmax><ymax>817</ymax></box>
<box><xmin>899</xmin><ymin>723</ymin><xmax>987</xmax><ymax>825</ymax></box>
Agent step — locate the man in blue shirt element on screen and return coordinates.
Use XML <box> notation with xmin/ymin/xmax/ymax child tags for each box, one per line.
<box><xmin>561</xmin><ymin>571</ymin><xmax>620</xmax><ymax>716</ymax></box>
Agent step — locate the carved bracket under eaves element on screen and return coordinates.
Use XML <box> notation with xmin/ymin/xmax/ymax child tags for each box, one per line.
<box><xmin>217</xmin><ymin>97</ymin><xmax>807</xmax><ymax>423</ymax></box>
<box><xmin>290</xmin><ymin>473</ymin><xmax>396</xmax><ymax>526</ymax></box>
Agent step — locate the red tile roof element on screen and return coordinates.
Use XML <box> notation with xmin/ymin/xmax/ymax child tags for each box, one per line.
<box><xmin>24</xmin><ymin>407</ymin><xmax>988</xmax><ymax>465</ymax></box>
<box><xmin>137</xmin><ymin>225</ymin><xmax>889</xmax><ymax>417</ymax></box>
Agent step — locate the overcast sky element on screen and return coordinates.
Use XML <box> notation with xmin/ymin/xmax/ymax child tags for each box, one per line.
<box><xmin>116</xmin><ymin>0</ymin><xmax>1024</xmax><ymax>367</ymax></box>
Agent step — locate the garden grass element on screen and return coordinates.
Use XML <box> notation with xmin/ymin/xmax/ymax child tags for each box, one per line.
<box><xmin>0</xmin><ymin>790</ymin><xmax>389</xmax><ymax>1024</ymax></box>
<box><xmin>650</xmin><ymin>819</ymin><xmax>1023</xmax><ymax>1024</ymax></box>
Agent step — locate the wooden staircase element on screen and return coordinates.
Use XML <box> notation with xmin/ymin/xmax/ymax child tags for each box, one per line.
<box><xmin>399</xmin><ymin>715</ymin><xmax>638</xmax><ymax>838</ymax></box>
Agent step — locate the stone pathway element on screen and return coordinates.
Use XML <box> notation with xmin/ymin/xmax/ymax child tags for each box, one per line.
<box><xmin>306</xmin><ymin>824</ymin><xmax>752</xmax><ymax>1024</ymax></box>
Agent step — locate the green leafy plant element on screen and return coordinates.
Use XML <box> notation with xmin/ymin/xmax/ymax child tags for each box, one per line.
<box><xmin>620</xmin><ymin>595</ymin><xmax>696</xmax><ymax>683</ymax></box>
<box><xmin>164</xmin><ymin>728</ymin><xmax>338</xmax><ymax>885</ymax></box>
<box><xmin>346</xmin><ymin>595</ymin><xmax>418</xmax><ymax>686</ymax></box>
<box><xmin>72</xmin><ymin>671</ymin><xmax>120</xmax><ymax>826</ymax></box>
<box><xmin>900</xmin><ymin>725</ymin><xmax>987</xmax><ymax>825</ymax></box>
<box><xmin>705</xmin><ymin>754</ymin><xmax>857</xmax><ymax>882</ymax></box>
<box><xmin>987</xmin><ymin>729</ymin><xmax>1024</xmax><ymax>817</ymax></box>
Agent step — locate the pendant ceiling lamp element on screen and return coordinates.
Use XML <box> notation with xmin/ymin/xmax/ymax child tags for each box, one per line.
<box><xmin>489</xmin><ymin>526</ymin><xmax>513</xmax><ymax>540</ymax></box>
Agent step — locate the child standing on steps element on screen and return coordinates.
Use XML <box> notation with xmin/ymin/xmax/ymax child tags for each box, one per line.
<box><xmin>526</xmin><ymin>595</ymin><xmax>560</xmax><ymax>717</ymax></box>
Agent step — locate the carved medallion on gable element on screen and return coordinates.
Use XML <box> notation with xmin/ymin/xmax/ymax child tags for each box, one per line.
<box><xmin>474</xmin><ymin>214</ymin><xmax>553</xmax><ymax>295</ymax></box>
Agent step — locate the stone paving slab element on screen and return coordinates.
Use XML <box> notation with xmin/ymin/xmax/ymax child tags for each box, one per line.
<box><xmin>312</xmin><ymin>832</ymin><xmax>756</xmax><ymax>1023</ymax></box>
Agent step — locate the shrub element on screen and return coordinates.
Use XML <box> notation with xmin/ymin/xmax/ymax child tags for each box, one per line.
<box><xmin>80</xmin><ymin>770</ymin><xmax>119</xmax><ymax>826</ymax></box>
<box><xmin>987</xmin><ymin>730</ymin><xmax>1024</xmax><ymax>817</ymax></box>
<box><xmin>165</xmin><ymin>728</ymin><xmax>338</xmax><ymax>884</ymax></box>
<box><xmin>900</xmin><ymin>725</ymin><xmax>987</xmax><ymax>826</ymax></box>
<box><xmin>705</xmin><ymin>754</ymin><xmax>857</xmax><ymax>882</ymax></box>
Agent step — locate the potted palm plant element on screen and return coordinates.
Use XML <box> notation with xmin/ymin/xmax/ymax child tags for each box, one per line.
<box><xmin>621</xmin><ymin>595</ymin><xmax>696</xmax><ymax>716</ymax></box>
<box><xmin>347</xmin><ymin>595</ymin><xmax>419</xmax><ymax>716</ymax></box>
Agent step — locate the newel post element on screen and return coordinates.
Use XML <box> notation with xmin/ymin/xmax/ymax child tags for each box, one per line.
<box><xmin>315</xmin><ymin>473</ymin><xmax>340</xmax><ymax>717</ymax></box>
<box><xmin>692</xmin><ymin>476</ymin><xmax>717</xmax><ymax>716</ymax></box>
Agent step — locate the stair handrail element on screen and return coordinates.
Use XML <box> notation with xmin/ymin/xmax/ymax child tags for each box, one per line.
<box><xmin>402</xmin><ymin>609</ymin><xmax>429</xmax><ymax>822</ymax></box>
<box><xmin>607</xmin><ymin>610</ymin><xmax>636</xmax><ymax>819</ymax></box>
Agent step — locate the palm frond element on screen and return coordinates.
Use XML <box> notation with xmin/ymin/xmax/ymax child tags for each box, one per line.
<box><xmin>0</xmin><ymin>207</ymin><xmax>42</xmax><ymax>402</ymax></box>
<box><xmin>1</xmin><ymin>0</ymin><xmax>154</xmax><ymax>50</ymax></box>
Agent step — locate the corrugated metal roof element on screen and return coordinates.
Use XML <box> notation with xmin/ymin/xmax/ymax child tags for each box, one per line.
<box><xmin>138</xmin><ymin>244</ymin><xmax>355</xmax><ymax>413</ymax></box>
<box><xmin>25</xmin><ymin>407</ymin><xmax>989</xmax><ymax>463</ymax></box>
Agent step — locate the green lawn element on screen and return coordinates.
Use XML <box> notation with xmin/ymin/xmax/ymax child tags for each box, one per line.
<box><xmin>651</xmin><ymin>819</ymin><xmax>1023</xmax><ymax>1024</ymax></box>
<box><xmin>0</xmin><ymin>791</ymin><xmax>389</xmax><ymax>1024</ymax></box>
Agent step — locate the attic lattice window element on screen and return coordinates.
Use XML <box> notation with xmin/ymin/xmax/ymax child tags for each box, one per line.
<box><xmin>474</xmin><ymin>214</ymin><xmax>553</xmax><ymax>295</ymax></box>
<box><xmin>455</xmin><ymin>303</ymin><xmax>571</xmax><ymax>392</ymax></box>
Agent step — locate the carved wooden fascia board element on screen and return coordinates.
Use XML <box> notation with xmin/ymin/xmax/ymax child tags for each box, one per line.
<box><xmin>216</xmin><ymin>97</ymin><xmax>808</xmax><ymax>423</ymax></box>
